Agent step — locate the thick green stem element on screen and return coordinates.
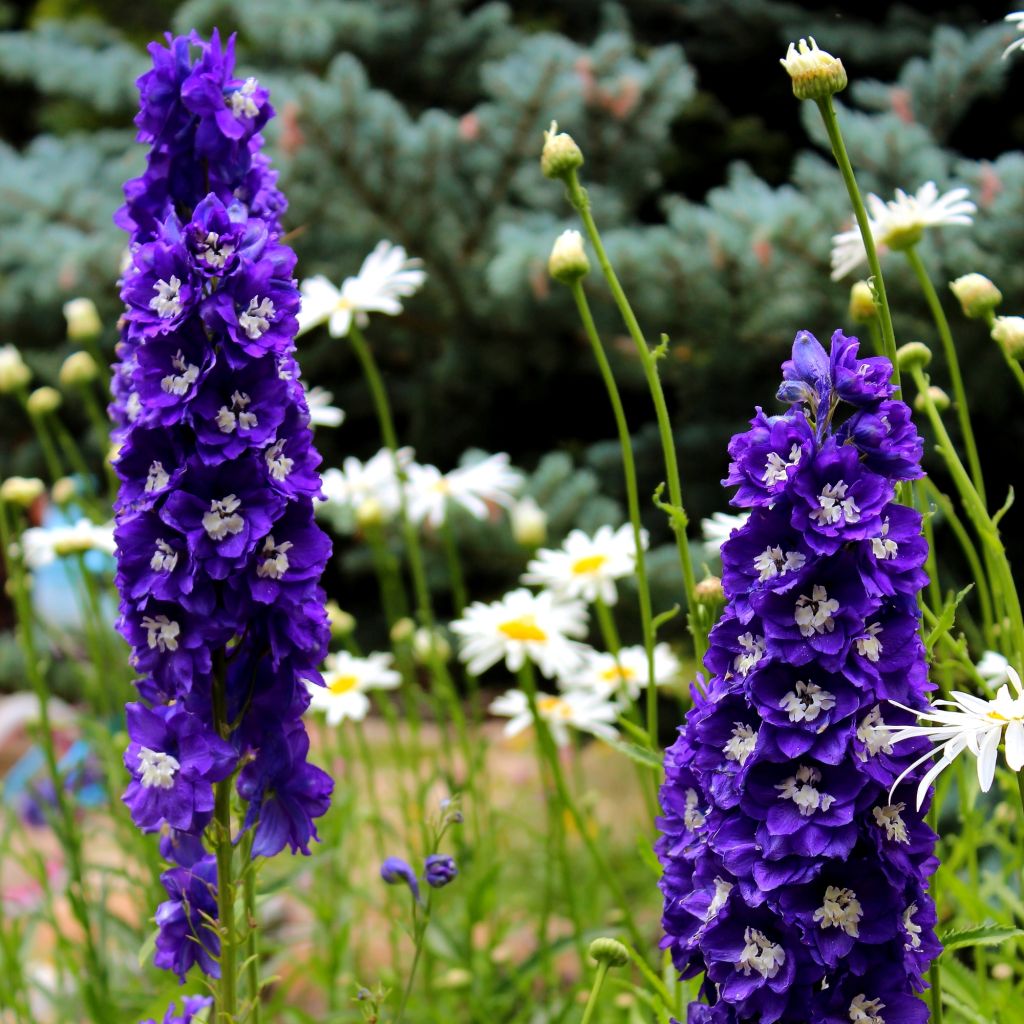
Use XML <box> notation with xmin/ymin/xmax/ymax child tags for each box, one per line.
<box><xmin>563</xmin><ymin>174</ymin><xmax>702</xmax><ymax>662</ymax></box>
<box><xmin>578</xmin><ymin>962</ymin><xmax>611</xmax><ymax>1024</ymax></box>
<box><xmin>212</xmin><ymin>656</ymin><xmax>238</xmax><ymax>1023</ymax></box>
<box><xmin>813</xmin><ymin>97</ymin><xmax>900</xmax><ymax>392</ymax></box>
<box><xmin>243</xmin><ymin>851</ymin><xmax>261</xmax><ymax>1024</ymax></box>
<box><xmin>904</xmin><ymin>246</ymin><xmax>985</xmax><ymax>504</ymax></box>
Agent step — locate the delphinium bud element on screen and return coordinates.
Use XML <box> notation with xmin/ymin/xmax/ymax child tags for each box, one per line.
<box><xmin>63</xmin><ymin>298</ymin><xmax>102</xmax><ymax>341</ymax></box>
<box><xmin>992</xmin><ymin>316</ymin><xmax>1024</xmax><ymax>360</ymax></box>
<box><xmin>548</xmin><ymin>229</ymin><xmax>589</xmax><ymax>285</ymax></box>
<box><xmin>540</xmin><ymin>120</ymin><xmax>584</xmax><ymax>180</ymax></box>
<box><xmin>949</xmin><ymin>274</ymin><xmax>1002</xmax><ymax>321</ymax></box>
<box><xmin>424</xmin><ymin>853</ymin><xmax>458</xmax><ymax>888</ymax></box>
<box><xmin>780</xmin><ymin>38</ymin><xmax>847</xmax><ymax>101</ymax></box>
<box><xmin>848</xmin><ymin>281</ymin><xmax>877</xmax><ymax>324</ymax></box>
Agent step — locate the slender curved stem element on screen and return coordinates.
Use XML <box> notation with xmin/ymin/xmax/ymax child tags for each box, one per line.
<box><xmin>578</xmin><ymin>962</ymin><xmax>611</xmax><ymax>1024</ymax></box>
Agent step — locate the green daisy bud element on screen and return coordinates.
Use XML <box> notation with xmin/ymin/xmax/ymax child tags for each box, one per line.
<box><xmin>540</xmin><ymin>120</ymin><xmax>583</xmax><ymax>180</ymax></box>
<box><xmin>992</xmin><ymin>316</ymin><xmax>1024</xmax><ymax>361</ymax></box>
<box><xmin>780</xmin><ymin>38</ymin><xmax>847</xmax><ymax>101</ymax></box>
<box><xmin>588</xmin><ymin>937</ymin><xmax>629</xmax><ymax>968</ymax></box>
<box><xmin>548</xmin><ymin>229</ymin><xmax>590</xmax><ymax>285</ymax></box>
<box><xmin>950</xmin><ymin>274</ymin><xmax>1002</xmax><ymax>320</ymax></box>
<box><xmin>896</xmin><ymin>342</ymin><xmax>932</xmax><ymax>372</ymax></box>
<box><xmin>27</xmin><ymin>386</ymin><xmax>62</xmax><ymax>416</ymax></box>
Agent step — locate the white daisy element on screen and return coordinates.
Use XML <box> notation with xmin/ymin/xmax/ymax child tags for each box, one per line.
<box><xmin>320</xmin><ymin>447</ymin><xmax>414</xmax><ymax>520</ymax></box>
<box><xmin>887</xmin><ymin>667</ymin><xmax>1024</xmax><ymax>810</ymax></box>
<box><xmin>297</xmin><ymin>241</ymin><xmax>426</xmax><ymax>338</ymax></box>
<box><xmin>406</xmin><ymin>452</ymin><xmax>521</xmax><ymax>528</ymax></box>
<box><xmin>830</xmin><ymin>183</ymin><xmax>976</xmax><ymax>280</ymax></box>
<box><xmin>701</xmin><ymin>511</ymin><xmax>750</xmax><ymax>559</ymax></box>
<box><xmin>521</xmin><ymin>524</ymin><xmax>646</xmax><ymax>607</ymax></box>
<box><xmin>305</xmin><ymin>386</ymin><xmax>345</xmax><ymax>428</ymax></box>
<box><xmin>307</xmin><ymin>651</ymin><xmax>401</xmax><ymax>725</ymax></box>
<box><xmin>489</xmin><ymin>687</ymin><xmax>619</xmax><ymax>747</ymax></box>
<box><xmin>977</xmin><ymin>650</ymin><xmax>1012</xmax><ymax>691</ymax></box>
<box><xmin>1004</xmin><ymin>12</ymin><xmax>1024</xmax><ymax>59</ymax></box>
<box><xmin>559</xmin><ymin>643</ymin><xmax>682</xmax><ymax>702</ymax></box>
<box><xmin>451</xmin><ymin>588</ymin><xmax>589</xmax><ymax>679</ymax></box>
<box><xmin>20</xmin><ymin>519</ymin><xmax>116</xmax><ymax>569</ymax></box>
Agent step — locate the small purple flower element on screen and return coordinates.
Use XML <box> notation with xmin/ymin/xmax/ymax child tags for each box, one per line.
<box><xmin>142</xmin><ymin>995</ymin><xmax>213</xmax><ymax>1024</ymax></box>
<box><xmin>381</xmin><ymin>856</ymin><xmax>421</xmax><ymax>901</ymax></box>
<box><xmin>154</xmin><ymin>855</ymin><xmax>220</xmax><ymax>980</ymax></box>
<box><xmin>424</xmin><ymin>854</ymin><xmax>458</xmax><ymax>888</ymax></box>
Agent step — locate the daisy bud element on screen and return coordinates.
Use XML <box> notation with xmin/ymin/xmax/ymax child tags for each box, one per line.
<box><xmin>390</xmin><ymin>617</ymin><xmax>415</xmax><ymax>644</ymax></box>
<box><xmin>511</xmin><ymin>496</ymin><xmax>547</xmax><ymax>547</ymax></box>
<box><xmin>915</xmin><ymin>386</ymin><xmax>950</xmax><ymax>413</ymax></box>
<box><xmin>0</xmin><ymin>344</ymin><xmax>31</xmax><ymax>394</ymax></box>
<box><xmin>588</xmin><ymin>937</ymin><xmax>629</xmax><ymax>967</ymax></box>
<box><xmin>950</xmin><ymin>274</ymin><xmax>1002</xmax><ymax>320</ymax></box>
<box><xmin>848</xmin><ymin>281</ymin><xmax>877</xmax><ymax>323</ymax></box>
<box><xmin>355</xmin><ymin>497</ymin><xmax>385</xmax><ymax>528</ymax></box>
<box><xmin>325</xmin><ymin>600</ymin><xmax>355</xmax><ymax>638</ymax></box>
<box><xmin>27</xmin><ymin>386</ymin><xmax>62</xmax><ymax>416</ymax></box>
<box><xmin>51</xmin><ymin>477</ymin><xmax>77</xmax><ymax>506</ymax></box>
<box><xmin>62</xmin><ymin>298</ymin><xmax>102</xmax><ymax>341</ymax></box>
<box><xmin>0</xmin><ymin>476</ymin><xmax>45</xmax><ymax>508</ymax></box>
<box><xmin>780</xmin><ymin>37</ymin><xmax>847</xmax><ymax>101</ymax></box>
<box><xmin>59</xmin><ymin>351</ymin><xmax>99</xmax><ymax>388</ymax></box>
<box><xmin>896</xmin><ymin>341</ymin><xmax>932</xmax><ymax>372</ymax></box>
<box><xmin>694</xmin><ymin>574</ymin><xmax>725</xmax><ymax>605</ymax></box>
<box><xmin>991</xmin><ymin>316</ymin><xmax>1024</xmax><ymax>361</ymax></box>
<box><xmin>540</xmin><ymin>120</ymin><xmax>583</xmax><ymax>180</ymax></box>
<box><xmin>413</xmin><ymin>627</ymin><xmax>451</xmax><ymax>665</ymax></box>
<box><xmin>548</xmin><ymin>229</ymin><xmax>589</xmax><ymax>285</ymax></box>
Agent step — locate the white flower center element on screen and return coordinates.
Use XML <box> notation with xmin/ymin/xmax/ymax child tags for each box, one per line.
<box><xmin>794</xmin><ymin>585</ymin><xmax>839</xmax><ymax>636</ymax></box>
<box><xmin>902</xmin><ymin>902</ymin><xmax>922</xmax><ymax>950</ymax></box>
<box><xmin>265</xmin><ymin>439</ymin><xmax>294</xmax><ymax>481</ymax></box>
<box><xmin>141</xmin><ymin>614</ymin><xmax>179</xmax><ymax>652</ymax></box>
<box><xmin>161</xmin><ymin>349</ymin><xmax>200</xmax><ymax>396</ymax></box>
<box><xmin>199</xmin><ymin>231</ymin><xmax>234</xmax><ymax>269</ymax></box>
<box><xmin>202</xmin><ymin>494</ymin><xmax>245</xmax><ymax>541</ymax></box>
<box><xmin>780</xmin><ymin>680</ymin><xmax>836</xmax><ymax>724</ymax></box>
<box><xmin>126</xmin><ymin>392</ymin><xmax>142</xmax><ymax>422</ymax></box>
<box><xmin>150</xmin><ymin>538</ymin><xmax>178</xmax><ymax>574</ymax></box>
<box><xmin>813</xmin><ymin>885</ymin><xmax>862</xmax><ymax>937</ymax></box>
<box><xmin>810</xmin><ymin>479</ymin><xmax>861</xmax><ymax>527</ymax></box>
<box><xmin>723</xmin><ymin>723</ymin><xmax>758</xmax><ymax>764</ymax></box>
<box><xmin>150</xmin><ymin>275</ymin><xmax>183</xmax><ymax>318</ymax></box>
<box><xmin>146</xmin><ymin>460</ymin><xmax>170</xmax><ymax>493</ymax></box>
<box><xmin>733</xmin><ymin>632</ymin><xmax>766</xmax><ymax>676</ymax></box>
<box><xmin>137</xmin><ymin>747</ymin><xmax>180</xmax><ymax>789</ymax></box>
<box><xmin>257</xmin><ymin>534</ymin><xmax>293</xmax><ymax>579</ymax></box>
<box><xmin>762</xmin><ymin>444</ymin><xmax>802</xmax><ymax>486</ymax></box>
<box><xmin>736</xmin><ymin>927</ymin><xmax>785</xmax><ymax>979</ymax></box>
<box><xmin>239</xmin><ymin>296</ymin><xmax>276</xmax><ymax>339</ymax></box>
<box><xmin>857</xmin><ymin>706</ymin><xmax>894</xmax><ymax>759</ymax></box>
<box><xmin>848</xmin><ymin>994</ymin><xmax>886</xmax><ymax>1024</ymax></box>
<box><xmin>216</xmin><ymin>390</ymin><xmax>258</xmax><ymax>434</ymax></box>
<box><xmin>229</xmin><ymin>77</ymin><xmax>260</xmax><ymax>118</ymax></box>
<box><xmin>871</xmin><ymin>517</ymin><xmax>898</xmax><ymax>559</ymax></box>
<box><xmin>705</xmin><ymin>877</ymin><xmax>733</xmax><ymax>922</ymax></box>
<box><xmin>855</xmin><ymin>622</ymin><xmax>884</xmax><ymax>662</ymax></box>
<box><xmin>683</xmin><ymin>787</ymin><xmax>706</xmax><ymax>830</ymax></box>
<box><xmin>753</xmin><ymin>545</ymin><xmax>806</xmax><ymax>582</ymax></box>
<box><xmin>775</xmin><ymin>764</ymin><xmax>835</xmax><ymax>817</ymax></box>
<box><xmin>872</xmin><ymin>803</ymin><xmax>909</xmax><ymax>844</ymax></box>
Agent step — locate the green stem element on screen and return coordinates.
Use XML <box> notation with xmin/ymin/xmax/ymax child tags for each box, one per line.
<box><xmin>564</xmin><ymin>174</ymin><xmax>701</xmax><ymax>661</ymax></box>
<box><xmin>813</xmin><ymin>96</ymin><xmax>900</xmax><ymax>391</ymax></box>
<box><xmin>243</xmin><ymin>848</ymin><xmax>261</xmax><ymax>1024</ymax></box>
<box><xmin>212</xmin><ymin>655</ymin><xmax>238</xmax><ymax>1023</ymax></box>
<box><xmin>394</xmin><ymin>896</ymin><xmax>430</xmax><ymax>1024</ymax></box>
<box><xmin>440</xmin><ymin>511</ymin><xmax>468</xmax><ymax>618</ymax></box>
<box><xmin>571</xmin><ymin>279</ymin><xmax>660</xmax><ymax>744</ymax></box>
<box><xmin>904</xmin><ymin>246</ymin><xmax>985</xmax><ymax>504</ymax></box>
<box><xmin>578</xmin><ymin>962</ymin><xmax>611</xmax><ymax>1024</ymax></box>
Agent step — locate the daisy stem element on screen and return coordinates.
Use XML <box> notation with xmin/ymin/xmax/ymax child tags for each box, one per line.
<box><xmin>17</xmin><ymin>387</ymin><xmax>63</xmax><ymax>484</ymax></box>
<box><xmin>570</xmin><ymin>279</ymin><xmax>660</xmax><ymax>746</ymax></box>
<box><xmin>563</xmin><ymin>173</ymin><xmax>702</xmax><ymax>663</ymax></box>
<box><xmin>813</xmin><ymin>97</ymin><xmax>901</xmax><ymax>393</ymax></box>
<box><xmin>440</xmin><ymin>512</ymin><xmax>468</xmax><ymax>619</ymax></box>
<box><xmin>578</xmin><ymin>961</ymin><xmax>611</xmax><ymax>1024</ymax></box>
<box><xmin>516</xmin><ymin>661</ymin><xmax>645</xmax><ymax>952</ymax></box>
<box><xmin>904</xmin><ymin>246</ymin><xmax>986</xmax><ymax>505</ymax></box>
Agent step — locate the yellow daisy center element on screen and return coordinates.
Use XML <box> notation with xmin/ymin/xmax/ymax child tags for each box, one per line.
<box><xmin>327</xmin><ymin>674</ymin><xmax>360</xmax><ymax>695</ymax></box>
<box><xmin>537</xmin><ymin>695</ymin><xmax>571</xmax><ymax>719</ymax></box>
<box><xmin>571</xmin><ymin>554</ymin><xmax>607</xmax><ymax>575</ymax></box>
<box><xmin>498</xmin><ymin>614</ymin><xmax>548</xmax><ymax>642</ymax></box>
<box><xmin>600</xmin><ymin>664</ymin><xmax>636</xmax><ymax>684</ymax></box>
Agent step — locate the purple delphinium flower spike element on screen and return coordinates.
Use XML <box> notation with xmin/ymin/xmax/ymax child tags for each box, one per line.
<box><xmin>142</xmin><ymin>995</ymin><xmax>213</xmax><ymax>1024</ymax></box>
<box><xmin>113</xmin><ymin>30</ymin><xmax>332</xmax><ymax>985</ymax></box>
<box><xmin>658</xmin><ymin>330</ymin><xmax>939</xmax><ymax>1022</ymax></box>
<box><xmin>424</xmin><ymin>854</ymin><xmax>459</xmax><ymax>888</ymax></box>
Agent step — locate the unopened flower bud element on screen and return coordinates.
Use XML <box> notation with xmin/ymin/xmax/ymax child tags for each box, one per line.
<box><xmin>992</xmin><ymin>316</ymin><xmax>1024</xmax><ymax>360</ymax></box>
<box><xmin>412</xmin><ymin>627</ymin><xmax>450</xmax><ymax>665</ymax></box>
<box><xmin>694</xmin><ymin>575</ymin><xmax>724</xmax><ymax>605</ymax></box>
<box><xmin>0</xmin><ymin>476</ymin><xmax>45</xmax><ymax>508</ymax></box>
<box><xmin>424</xmin><ymin>853</ymin><xmax>458</xmax><ymax>888</ymax></box>
<box><xmin>437</xmin><ymin>968</ymin><xmax>472</xmax><ymax>990</ymax></box>
<box><xmin>511</xmin><ymin>496</ymin><xmax>547</xmax><ymax>547</ymax></box>
<box><xmin>548</xmin><ymin>229</ymin><xmax>589</xmax><ymax>285</ymax></box>
<box><xmin>51</xmin><ymin>477</ymin><xmax>77</xmax><ymax>506</ymax></box>
<box><xmin>27</xmin><ymin>386</ymin><xmax>61</xmax><ymax>416</ymax></box>
<box><xmin>390</xmin><ymin>617</ymin><xmax>415</xmax><ymax>644</ymax></box>
<box><xmin>896</xmin><ymin>342</ymin><xmax>932</xmax><ymax>372</ymax></box>
<box><xmin>356</xmin><ymin>497</ymin><xmax>385</xmax><ymax>528</ymax></box>
<box><xmin>780</xmin><ymin>38</ymin><xmax>847</xmax><ymax>101</ymax></box>
<box><xmin>59</xmin><ymin>351</ymin><xmax>99</xmax><ymax>388</ymax></box>
<box><xmin>914</xmin><ymin>386</ymin><xmax>950</xmax><ymax>413</ymax></box>
<box><xmin>0</xmin><ymin>344</ymin><xmax>31</xmax><ymax>394</ymax></box>
<box><xmin>848</xmin><ymin>281</ymin><xmax>877</xmax><ymax>323</ymax></box>
<box><xmin>326</xmin><ymin>600</ymin><xmax>356</xmax><ymax>638</ymax></box>
<box><xmin>950</xmin><ymin>274</ymin><xmax>1002</xmax><ymax>320</ymax></box>
<box><xmin>63</xmin><ymin>298</ymin><xmax>102</xmax><ymax>341</ymax></box>
<box><xmin>588</xmin><ymin>937</ymin><xmax>630</xmax><ymax>968</ymax></box>
<box><xmin>540</xmin><ymin>120</ymin><xmax>583</xmax><ymax>180</ymax></box>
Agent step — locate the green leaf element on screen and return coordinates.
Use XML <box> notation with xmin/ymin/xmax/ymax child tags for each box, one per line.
<box><xmin>136</xmin><ymin>927</ymin><xmax>157</xmax><ymax>969</ymax></box>
<box><xmin>603</xmin><ymin>737</ymin><xmax>663</xmax><ymax>770</ymax></box>
<box><xmin>925</xmin><ymin>583</ymin><xmax>973</xmax><ymax>652</ymax></box>
<box><xmin>939</xmin><ymin>923</ymin><xmax>1024</xmax><ymax>952</ymax></box>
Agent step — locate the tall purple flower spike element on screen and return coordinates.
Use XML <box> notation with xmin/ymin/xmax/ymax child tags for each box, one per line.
<box><xmin>657</xmin><ymin>329</ymin><xmax>940</xmax><ymax>1023</ymax></box>
<box><xmin>112</xmin><ymin>30</ymin><xmax>333</xmax><ymax>982</ymax></box>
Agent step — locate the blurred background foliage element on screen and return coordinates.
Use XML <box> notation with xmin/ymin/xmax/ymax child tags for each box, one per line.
<box><xmin>0</xmin><ymin>0</ymin><xmax>1022</xmax><ymax>622</ymax></box>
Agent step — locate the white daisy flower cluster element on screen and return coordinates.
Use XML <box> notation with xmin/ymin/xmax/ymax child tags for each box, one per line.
<box><xmin>18</xmin><ymin>518</ymin><xmax>116</xmax><ymax>570</ymax></box>
<box><xmin>306</xmin><ymin>650</ymin><xmax>401</xmax><ymax>725</ymax></box>
<box><xmin>830</xmin><ymin>182</ymin><xmax>976</xmax><ymax>281</ymax></box>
